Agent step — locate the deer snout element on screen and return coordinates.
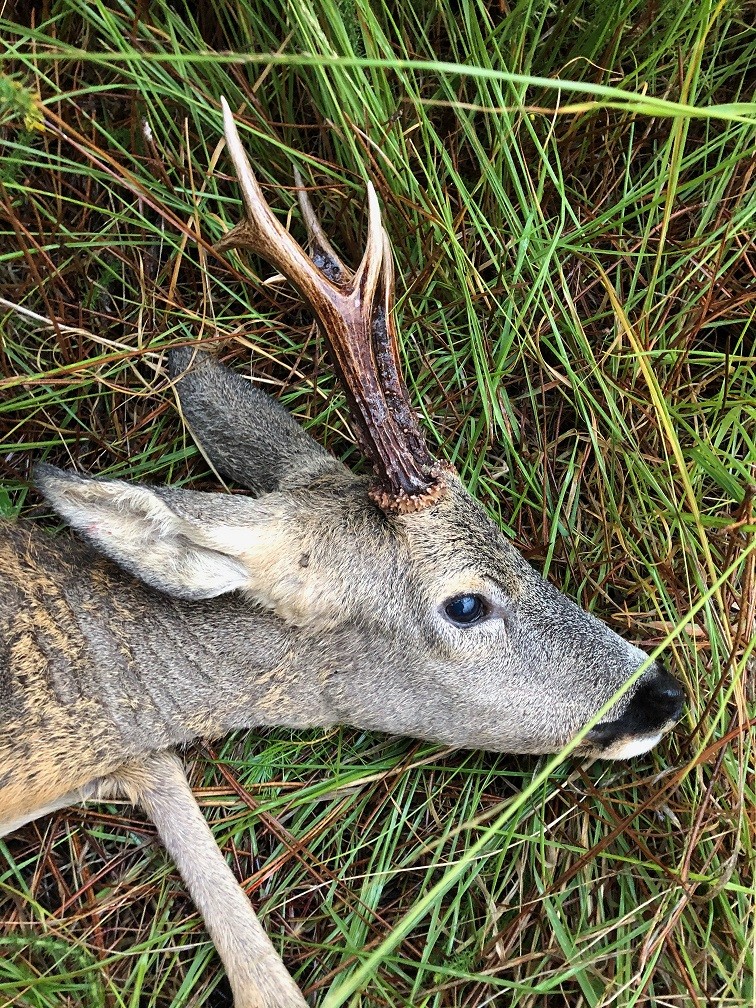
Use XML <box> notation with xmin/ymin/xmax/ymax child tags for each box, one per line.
<box><xmin>586</xmin><ymin>664</ymin><xmax>687</xmax><ymax>760</ymax></box>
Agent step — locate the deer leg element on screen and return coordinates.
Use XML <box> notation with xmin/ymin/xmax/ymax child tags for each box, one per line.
<box><xmin>114</xmin><ymin>751</ymin><xmax>308</xmax><ymax>1008</ymax></box>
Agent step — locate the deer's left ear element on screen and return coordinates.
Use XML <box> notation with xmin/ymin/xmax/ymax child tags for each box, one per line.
<box><xmin>170</xmin><ymin>348</ymin><xmax>344</xmax><ymax>495</ymax></box>
<box><xmin>35</xmin><ymin>465</ymin><xmax>339</xmax><ymax>621</ymax></box>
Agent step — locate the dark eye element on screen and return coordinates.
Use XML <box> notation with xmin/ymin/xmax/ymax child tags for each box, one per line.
<box><xmin>443</xmin><ymin>594</ymin><xmax>487</xmax><ymax>626</ymax></box>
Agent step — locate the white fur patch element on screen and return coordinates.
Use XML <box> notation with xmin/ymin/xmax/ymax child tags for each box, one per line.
<box><xmin>604</xmin><ymin>733</ymin><xmax>662</xmax><ymax>760</ymax></box>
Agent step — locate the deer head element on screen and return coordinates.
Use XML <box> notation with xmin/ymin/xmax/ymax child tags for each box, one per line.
<box><xmin>38</xmin><ymin>99</ymin><xmax>685</xmax><ymax>759</ymax></box>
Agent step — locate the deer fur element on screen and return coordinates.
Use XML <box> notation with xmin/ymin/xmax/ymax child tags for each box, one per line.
<box><xmin>0</xmin><ymin>103</ymin><xmax>685</xmax><ymax>1008</ymax></box>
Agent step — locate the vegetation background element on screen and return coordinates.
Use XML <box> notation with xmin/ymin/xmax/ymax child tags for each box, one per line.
<box><xmin>0</xmin><ymin>0</ymin><xmax>754</xmax><ymax>1005</ymax></box>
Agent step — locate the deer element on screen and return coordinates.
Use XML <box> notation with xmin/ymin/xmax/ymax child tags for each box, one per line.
<box><xmin>0</xmin><ymin>98</ymin><xmax>686</xmax><ymax>1008</ymax></box>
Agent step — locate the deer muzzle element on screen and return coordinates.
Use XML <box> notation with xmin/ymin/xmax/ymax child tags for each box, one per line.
<box><xmin>586</xmin><ymin>663</ymin><xmax>687</xmax><ymax>759</ymax></box>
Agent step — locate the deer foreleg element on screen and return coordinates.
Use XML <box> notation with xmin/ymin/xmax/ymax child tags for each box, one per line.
<box><xmin>115</xmin><ymin>751</ymin><xmax>308</xmax><ymax>1008</ymax></box>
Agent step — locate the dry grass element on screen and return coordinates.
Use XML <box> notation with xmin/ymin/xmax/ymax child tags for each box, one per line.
<box><xmin>1</xmin><ymin>1</ymin><xmax>754</xmax><ymax>1005</ymax></box>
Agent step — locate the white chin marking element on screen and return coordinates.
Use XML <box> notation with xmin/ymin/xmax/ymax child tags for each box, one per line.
<box><xmin>602</xmin><ymin>734</ymin><xmax>663</xmax><ymax>760</ymax></box>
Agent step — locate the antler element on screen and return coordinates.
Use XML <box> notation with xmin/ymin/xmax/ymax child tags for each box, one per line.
<box><xmin>215</xmin><ymin>97</ymin><xmax>449</xmax><ymax>514</ymax></box>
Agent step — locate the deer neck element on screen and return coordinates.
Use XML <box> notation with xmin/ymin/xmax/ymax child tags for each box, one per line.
<box><xmin>125</xmin><ymin>592</ymin><xmax>338</xmax><ymax>744</ymax></box>
<box><xmin>42</xmin><ymin>532</ymin><xmax>339</xmax><ymax>755</ymax></box>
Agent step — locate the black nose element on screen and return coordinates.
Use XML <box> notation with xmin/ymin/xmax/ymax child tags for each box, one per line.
<box><xmin>636</xmin><ymin>665</ymin><xmax>687</xmax><ymax>723</ymax></box>
<box><xmin>587</xmin><ymin>664</ymin><xmax>686</xmax><ymax>748</ymax></box>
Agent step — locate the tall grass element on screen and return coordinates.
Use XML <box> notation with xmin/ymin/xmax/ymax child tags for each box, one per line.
<box><xmin>1</xmin><ymin>1</ymin><xmax>754</xmax><ymax>1005</ymax></box>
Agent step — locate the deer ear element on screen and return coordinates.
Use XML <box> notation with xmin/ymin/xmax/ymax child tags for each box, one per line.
<box><xmin>34</xmin><ymin>464</ymin><xmax>341</xmax><ymax>621</ymax></box>
<box><xmin>35</xmin><ymin>464</ymin><xmax>280</xmax><ymax>601</ymax></box>
<box><xmin>169</xmin><ymin>348</ymin><xmax>344</xmax><ymax>495</ymax></box>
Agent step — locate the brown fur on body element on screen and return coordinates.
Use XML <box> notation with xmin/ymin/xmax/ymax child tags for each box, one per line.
<box><xmin>0</xmin><ymin>519</ymin><xmax>327</xmax><ymax>1007</ymax></box>
<box><xmin>0</xmin><ymin>525</ymin><xmax>124</xmax><ymax>821</ymax></box>
<box><xmin>0</xmin><ymin>518</ymin><xmax>336</xmax><ymax>827</ymax></box>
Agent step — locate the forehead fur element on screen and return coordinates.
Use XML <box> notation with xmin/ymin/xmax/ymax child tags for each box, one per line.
<box><xmin>393</xmin><ymin>477</ymin><xmax>534</xmax><ymax>596</ymax></box>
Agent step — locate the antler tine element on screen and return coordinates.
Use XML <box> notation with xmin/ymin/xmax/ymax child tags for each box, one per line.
<box><xmin>215</xmin><ymin>98</ymin><xmax>449</xmax><ymax>514</ymax></box>
<box><xmin>352</xmin><ymin>181</ymin><xmax>385</xmax><ymax>308</ymax></box>
<box><xmin>215</xmin><ymin>98</ymin><xmax>324</xmax><ymax>287</ymax></box>
<box><xmin>294</xmin><ymin>168</ymin><xmax>348</xmax><ymax>285</ymax></box>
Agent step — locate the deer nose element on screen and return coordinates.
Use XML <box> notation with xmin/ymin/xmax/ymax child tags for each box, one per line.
<box><xmin>587</xmin><ymin>664</ymin><xmax>686</xmax><ymax>749</ymax></box>
<box><xmin>634</xmin><ymin>664</ymin><xmax>687</xmax><ymax>722</ymax></box>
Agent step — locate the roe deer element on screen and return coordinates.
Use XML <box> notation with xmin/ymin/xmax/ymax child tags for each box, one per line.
<box><xmin>0</xmin><ymin>98</ymin><xmax>685</xmax><ymax>1008</ymax></box>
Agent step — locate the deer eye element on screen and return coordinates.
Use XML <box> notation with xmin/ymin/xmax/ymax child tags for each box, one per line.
<box><xmin>443</xmin><ymin>594</ymin><xmax>487</xmax><ymax>627</ymax></box>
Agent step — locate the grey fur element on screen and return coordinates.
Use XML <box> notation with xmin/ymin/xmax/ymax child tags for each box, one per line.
<box><xmin>170</xmin><ymin>346</ymin><xmax>339</xmax><ymax>494</ymax></box>
<box><xmin>0</xmin><ymin>99</ymin><xmax>687</xmax><ymax>1004</ymax></box>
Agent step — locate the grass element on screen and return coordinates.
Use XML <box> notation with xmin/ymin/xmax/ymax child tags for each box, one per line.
<box><xmin>0</xmin><ymin>0</ymin><xmax>754</xmax><ymax>1005</ymax></box>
